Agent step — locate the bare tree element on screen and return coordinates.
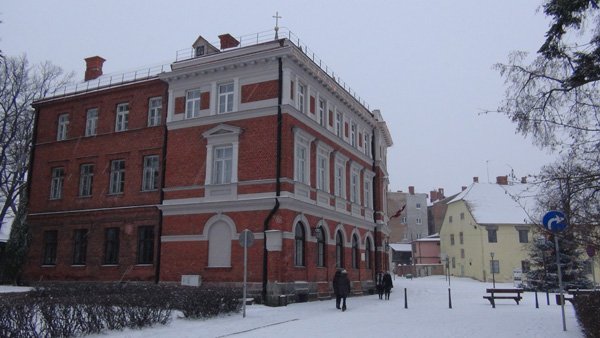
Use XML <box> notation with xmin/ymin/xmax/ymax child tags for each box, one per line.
<box><xmin>0</xmin><ymin>55</ymin><xmax>72</xmax><ymax>233</ymax></box>
<box><xmin>494</xmin><ymin>2</ymin><xmax>600</xmax><ymax>248</ymax></box>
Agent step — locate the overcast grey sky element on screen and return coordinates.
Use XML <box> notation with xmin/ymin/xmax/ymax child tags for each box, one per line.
<box><xmin>1</xmin><ymin>0</ymin><xmax>556</xmax><ymax>196</ymax></box>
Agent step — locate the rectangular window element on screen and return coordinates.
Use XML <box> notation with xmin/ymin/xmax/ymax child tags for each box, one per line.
<box><xmin>416</xmin><ymin>203</ymin><xmax>421</xmax><ymax>209</ymax></box>
<box><xmin>218</xmin><ymin>82</ymin><xmax>234</xmax><ymax>114</ymax></box>
<box><xmin>335</xmin><ymin>112</ymin><xmax>343</xmax><ymax>137</ymax></box>
<box><xmin>490</xmin><ymin>260</ymin><xmax>500</xmax><ymax>274</ymax></box>
<box><xmin>318</xmin><ymin>98</ymin><xmax>326</xmax><ymax>126</ymax></box>
<box><xmin>148</xmin><ymin>97</ymin><xmax>162</xmax><ymax>126</ymax></box>
<box><xmin>104</xmin><ymin>227</ymin><xmax>120</xmax><ymax>265</ymax></box>
<box><xmin>451</xmin><ymin>257</ymin><xmax>456</xmax><ymax>269</ymax></box>
<box><xmin>487</xmin><ymin>229</ymin><xmax>497</xmax><ymax>243</ymax></box>
<box><xmin>186</xmin><ymin>89</ymin><xmax>201</xmax><ymax>118</ymax></box>
<box><xmin>350</xmin><ymin>121</ymin><xmax>357</xmax><ymax>147</ymax></box>
<box><xmin>521</xmin><ymin>260</ymin><xmax>530</xmax><ymax>273</ymax></box>
<box><xmin>78</xmin><ymin>164</ymin><xmax>94</xmax><ymax>197</ymax></box>
<box><xmin>317</xmin><ymin>152</ymin><xmax>327</xmax><ymax>190</ymax></box>
<box><xmin>350</xmin><ymin>169</ymin><xmax>359</xmax><ymax>203</ymax></box>
<box><xmin>416</xmin><ymin>217</ymin><xmax>422</xmax><ymax>224</ymax></box>
<box><xmin>364</xmin><ymin>179</ymin><xmax>372</xmax><ymax>209</ymax></box>
<box><xmin>518</xmin><ymin>229</ymin><xmax>529</xmax><ymax>243</ymax></box>
<box><xmin>295</xmin><ymin>143</ymin><xmax>308</xmax><ymax>184</ymax></box>
<box><xmin>449</xmin><ymin>216</ymin><xmax>453</xmax><ymax>223</ymax></box>
<box><xmin>450</xmin><ymin>234</ymin><xmax>455</xmax><ymax>246</ymax></box>
<box><xmin>109</xmin><ymin>159</ymin><xmax>125</xmax><ymax>194</ymax></box>
<box><xmin>334</xmin><ymin>163</ymin><xmax>344</xmax><ymax>197</ymax></box>
<box><xmin>459</xmin><ymin>232</ymin><xmax>464</xmax><ymax>245</ymax></box>
<box><xmin>460</xmin><ymin>212</ymin><xmax>465</xmax><ymax>220</ymax></box>
<box><xmin>461</xmin><ymin>248</ymin><xmax>465</xmax><ymax>259</ymax></box>
<box><xmin>297</xmin><ymin>83</ymin><xmax>306</xmax><ymax>113</ymax></box>
<box><xmin>57</xmin><ymin>113</ymin><xmax>69</xmax><ymax>141</ymax></box>
<box><xmin>85</xmin><ymin>108</ymin><xmax>98</xmax><ymax>136</ymax></box>
<box><xmin>42</xmin><ymin>230</ymin><xmax>58</xmax><ymax>265</ymax></box>
<box><xmin>50</xmin><ymin>167</ymin><xmax>64</xmax><ymax>200</ymax></box>
<box><xmin>212</xmin><ymin>146</ymin><xmax>233</xmax><ymax>184</ymax></box>
<box><xmin>115</xmin><ymin>103</ymin><xmax>129</xmax><ymax>132</ymax></box>
<box><xmin>401</xmin><ymin>216</ymin><xmax>407</xmax><ymax>223</ymax></box>
<box><xmin>142</xmin><ymin>155</ymin><xmax>160</xmax><ymax>191</ymax></box>
<box><xmin>137</xmin><ymin>226</ymin><xmax>154</xmax><ymax>264</ymax></box>
<box><xmin>364</xmin><ymin>133</ymin><xmax>371</xmax><ymax>157</ymax></box>
<box><xmin>72</xmin><ymin>229</ymin><xmax>88</xmax><ymax>265</ymax></box>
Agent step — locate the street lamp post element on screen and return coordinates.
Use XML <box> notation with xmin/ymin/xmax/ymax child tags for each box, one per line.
<box><xmin>490</xmin><ymin>252</ymin><xmax>496</xmax><ymax>288</ymax></box>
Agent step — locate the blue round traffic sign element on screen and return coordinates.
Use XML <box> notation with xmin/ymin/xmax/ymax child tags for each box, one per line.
<box><xmin>542</xmin><ymin>210</ymin><xmax>568</xmax><ymax>233</ymax></box>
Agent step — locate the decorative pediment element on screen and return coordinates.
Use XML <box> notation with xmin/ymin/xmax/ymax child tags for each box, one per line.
<box><xmin>202</xmin><ymin>124</ymin><xmax>242</xmax><ymax>138</ymax></box>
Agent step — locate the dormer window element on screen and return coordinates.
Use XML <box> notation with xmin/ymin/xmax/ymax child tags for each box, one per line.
<box><xmin>195</xmin><ymin>45</ymin><xmax>205</xmax><ymax>57</ymax></box>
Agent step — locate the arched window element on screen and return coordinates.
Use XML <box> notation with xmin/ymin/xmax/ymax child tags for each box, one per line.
<box><xmin>316</xmin><ymin>225</ymin><xmax>326</xmax><ymax>267</ymax></box>
<box><xmin>208</xmin><ymin>221</ymin><xmax>232</xmax><ymax>267</ymax></box>
<box><xmin>352</xmin><ymin>234</ymin><xmax>359</xmax><ymax>269</ymax></box>
<box><xmin>294</xmin><ymin>222</ymin><xmax>305</xmax><ymax>266</ymax></box>
<box><xmin>336</xmin><ymin>230</ymin><xmax>344</xmax><ymax>268</ymax></box>
<box><xmin>365</xmin><ymin>237</ymin><xmax>372</xmax><ymax>269</ymax></box>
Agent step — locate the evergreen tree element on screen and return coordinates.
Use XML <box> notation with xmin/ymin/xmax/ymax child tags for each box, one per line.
<box><xmin>0</xmin><ymin>192</ymin><xmax>29</xmax><ymax>284</ymax></box>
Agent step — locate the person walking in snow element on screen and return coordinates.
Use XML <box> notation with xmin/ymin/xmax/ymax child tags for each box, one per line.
<box><xmin>375</xmin><ymin>271</ymin><xmax>384</xmax><ymax>299</ymax></box>
<box><xmin>333</xmin><ymin>269</ymin><xmax>351</xmax><ymax>311</ymax></box>
<box><xmin>383</xmin><ymin>271</ymin><xmax>393</xmax><ymax>300</ymax></box>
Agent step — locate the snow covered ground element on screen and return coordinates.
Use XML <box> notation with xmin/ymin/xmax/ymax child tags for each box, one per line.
<box><xmin>1</xmin><ymin>276</ymin><xmax>584</xmax><ymax>337</ymax></box>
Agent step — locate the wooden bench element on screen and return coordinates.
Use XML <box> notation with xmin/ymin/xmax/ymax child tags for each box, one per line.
<box><xmin>483</xmin><ymin>288</ymin><xmax>523</xmax><ymax>307</ymax></box>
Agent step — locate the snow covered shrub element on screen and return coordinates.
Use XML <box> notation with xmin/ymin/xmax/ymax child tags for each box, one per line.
<box><xmin>573</xmin><ymin>293</ymin><xmax>600</xmax><ymax>338</ymax></box>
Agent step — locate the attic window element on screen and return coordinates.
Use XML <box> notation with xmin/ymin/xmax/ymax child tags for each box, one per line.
<box><xmin>195</xmin><ymin>45</ymin><xmax>205</xmax><ymax>57</ymax></box>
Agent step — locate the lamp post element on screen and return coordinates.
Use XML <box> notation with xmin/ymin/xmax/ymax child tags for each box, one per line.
<box><xmin>490</xmin><ymin>252</ymin><xmax>496</xmax><ymax>288</ymax></box>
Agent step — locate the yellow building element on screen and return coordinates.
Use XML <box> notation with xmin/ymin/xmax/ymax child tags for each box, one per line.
<box><xmin>440</xmin><ymin>178</ymin><xmax>537</xmax><ymax>283</ymax></box>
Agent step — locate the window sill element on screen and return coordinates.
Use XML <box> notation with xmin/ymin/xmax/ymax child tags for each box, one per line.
<box><xmin>135</xmin><ymin>264</ymin><xmax>153</xmax><ymax>267</ymax></box>
<box><xmin>41</xmin><ymin>264</ymin><xmax>56</xmax><ymax>268</ymax></box>
<box><xmin>71</xmin><ymin>264</ymin><xmax>86</xmax><ymax>267</ymax></box>
<box><xmin>101</xmin><ymin>264</ymin><xmax>119</xmax><ymax>267</ymax></box>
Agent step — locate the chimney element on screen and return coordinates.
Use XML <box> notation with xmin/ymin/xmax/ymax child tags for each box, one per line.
<box><xmin>409</xmin><ymin>186</ymin><xmax>415</xmax><ymax>195</ymax></box>
<box><xmin>521</xmin><ymin>176</ymin><xmax>527</xmax><ymax>184</ymax></box>
<box><xmin>84</xmin><ymin>56</ymin><xmax>106</xmax><ymax>81</ymax></box>
<box><xmin>438</xmin><ymin>188</ymin><xmax>444</xmax><ymax>198</ymax></box>
<box><xmin>473</xmin><ymin>177</ymin><xmax>479</xmax><ymax>183</ymax></box>
<box><xmin>430</xmin><ymin>190</ymin><xmax>438</xmax><ymax>203</ymax></box>
<box><xmin>462</xmin><ymin>186</ymin><xmax>467</xmax><ymax>191</ymax></box>
<box><xmin>496</xmin><ymin>175</ymin><xmax>508</xmax><ymax>185</ymax></box>
<box><xmin>218</xmin><ymin>34</ymin><xmax>240</xmax><ymax>50</ymax></box>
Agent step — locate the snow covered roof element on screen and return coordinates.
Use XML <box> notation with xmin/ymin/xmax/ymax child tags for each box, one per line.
<box><xmin>448</xmin><ymin>182</ymin><xmax>538</xmax><ymax>225</ymax></box>
<box><xmin>389</xmin><ymin>243</ymin><xmax>412</xmax><ymax>252</ymax></box>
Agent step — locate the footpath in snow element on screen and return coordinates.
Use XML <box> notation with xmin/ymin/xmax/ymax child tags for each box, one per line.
<box><xmin>1</xmin><ymin>276</ymin><xmax>585</xmax><ymax>337</ymax></box>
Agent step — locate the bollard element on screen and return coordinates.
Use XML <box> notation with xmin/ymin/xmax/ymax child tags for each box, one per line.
<box><xmin>546</xmin><ymin>290</ymin><xmax>550</xmax><ymax>306</ymax></box>
<box><xmin>535</xmin><ymin>291</ymin><xmax>539</xmax><ymax>309</ymax></box>
<box><xmin>404</xmin><ymin>288</ymin><xmax>408</xmax><ymax>309</ymax></box>
<box><xmin>448</xmin><ymin>288</ymin><xmax>452</xmax><ymax>309</ymax></box>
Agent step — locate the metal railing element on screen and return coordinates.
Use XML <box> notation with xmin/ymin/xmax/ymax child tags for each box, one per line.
<box><xmin>43</xmin><ymin>28</ymin><xmax>370</xmax><ymax>110</ymax></box>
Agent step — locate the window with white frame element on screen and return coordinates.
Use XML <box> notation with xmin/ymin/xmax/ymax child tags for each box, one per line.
<box><xmin>318</xmin><ymin>98</ymin><xmax>326</xmax><ymax>126</ymax></box>
<box><xmin>212</xmin><ymin>146</ymin><xmax>233</xmax><ymax>184</ymax></box>
<box><xmin>109</xmin><ymin>159</ymin><xmax>125</xmax><ymax>194</ymax></box>
<box><xmin>142</xmin><ymin>155</ymin><xmax>160</xmax><ymax>191</ymax></box>
<box><xmin>185</xmin><ymin>89</ymin><xmax>201</xmax><ymax>118</ymax></box>
<box><xmin>79</xmin><ymin>164</ymin><xmax>94</xmax><ymax>197</ymax></box>
<box><xmin>147</xmin><ymin>97</ymin><xmax>162</xmax><ymax>126</ymax></box>
<box><xmin>335</xmin><ymin>112</ymin><xmax>343</xmax><ymax>137</ymax></box>
<box><xmin>115</xmin><ymin>103</ymin><xmax>129</xmax><ymax>132</ymax></box>
<box><xmin>57</xmin><ymin>114</ymin><xmax>69</xmax><ymax>141</ymax></box>
<box><xmin>317</xmin><ymin>151</ymin><xmax>327</xmax><ymax>191</ymax></box>
<box><xmin>208</xmin><ymin>221</ymin><xmax>232</xmax><ymax>267</ymax></box>
<box><xmin>85</xmin><ymin>109</ymin><xmax>98</xmax><ymax>137</ymax></box>
<box><xmin>363</xmin><ymin>173</ymin><xmax>373</xmax><ymax>209</ymax></box>
<box><xmin>218</xmin><ymin>82</ymin><xmax>234</xmax><ymax>114</ymax></box>
<box><xmin>203</xmin><ymin>124</ymin><xmax>241</xmax><ymax>187</ymax></box>
<box><xmin>50</xmin><ymin>167</ymin><xmax>64</xmax><ymax>199</ymax></box>
<box><xmin>350</xmin><ymin>166</ymin><xmax>360</xmax><ymax>203</ymax></box>
<box><xmin>293</xmin><ymin>128</ymin><xmax>313</xmax><ymax>185</ymax></box>
<box><xmin>363</xmin><ymin>132</ymin><xmax>371</xmax><ymax>157</ymax></box>
<box><xmin>416</xmin><ymin>217</ymin><xmax>422</xmax><ymax>224</ymax></box>
<box><xmin>350</xmin><ymin>121</ymin><xmax>357</xmax><ymax>147</ymax></box>
<box><xmin>297</xmin><ymin>83</ymin><xmax>306</xmax><ymax>113</ymax></box>
<box><xmin>334</xmin><ymin>154</ymin><xmax>348</xmax><ymax>198</ymax></box>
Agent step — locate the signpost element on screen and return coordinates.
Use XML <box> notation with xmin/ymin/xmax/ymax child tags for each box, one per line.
<box><xmin>542</xmin><ymin>210</ymin><xmax>568</xmax><ymax>331</ymax></box>
<box><xmin>239</xmin><ymin>229</ymin><xmax>255</xmax><ymax>318</ymax></box>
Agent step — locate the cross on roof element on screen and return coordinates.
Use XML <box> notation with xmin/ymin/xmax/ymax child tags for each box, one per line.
<box><xmin>273</xmin><ymin>11</ymin><xmax>282</xmax><ymax>39</ymax></box>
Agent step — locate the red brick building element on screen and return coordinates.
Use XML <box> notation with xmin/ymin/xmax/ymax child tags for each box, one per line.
<box><xmin>24</xmin><ymin>32</ymin><xmax>393</xmax><ymax>305</ymax></box>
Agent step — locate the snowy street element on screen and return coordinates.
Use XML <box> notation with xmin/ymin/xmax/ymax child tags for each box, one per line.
<box><xmin>72</xmin><ymin>276</ymin><xmax>584</xmax><ymax>337</ymax></box>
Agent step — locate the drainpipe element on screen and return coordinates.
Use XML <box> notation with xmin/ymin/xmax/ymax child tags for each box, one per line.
<box><xmin>154</xmin><ymin>88</ymin><xmax>169</xmax><ymax>284</ymax></box>
<box><xmin>262</xmin><ymin>56</ymin><xmax>283</xmax><ymax>303</ymax></box>
<box><xmin>370</xmin><ymin>130</ymin><xmax>378</xmax><ymax>278</ymax></box>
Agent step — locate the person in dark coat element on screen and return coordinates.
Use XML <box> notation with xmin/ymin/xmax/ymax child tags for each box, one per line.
<box><xmin>333</xmin><ymin>269</ymin><xmax>351</xmax><ymax>311</ymax></box>
<box><xmin>382</xmin><ymin>271</ymin><xmax>393</xmax><ymax>300</ymax></box>
<box><xmin>375</xmin><ymin>271</ymin><xmax>384</xmax><ymax>300</ymax></box>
